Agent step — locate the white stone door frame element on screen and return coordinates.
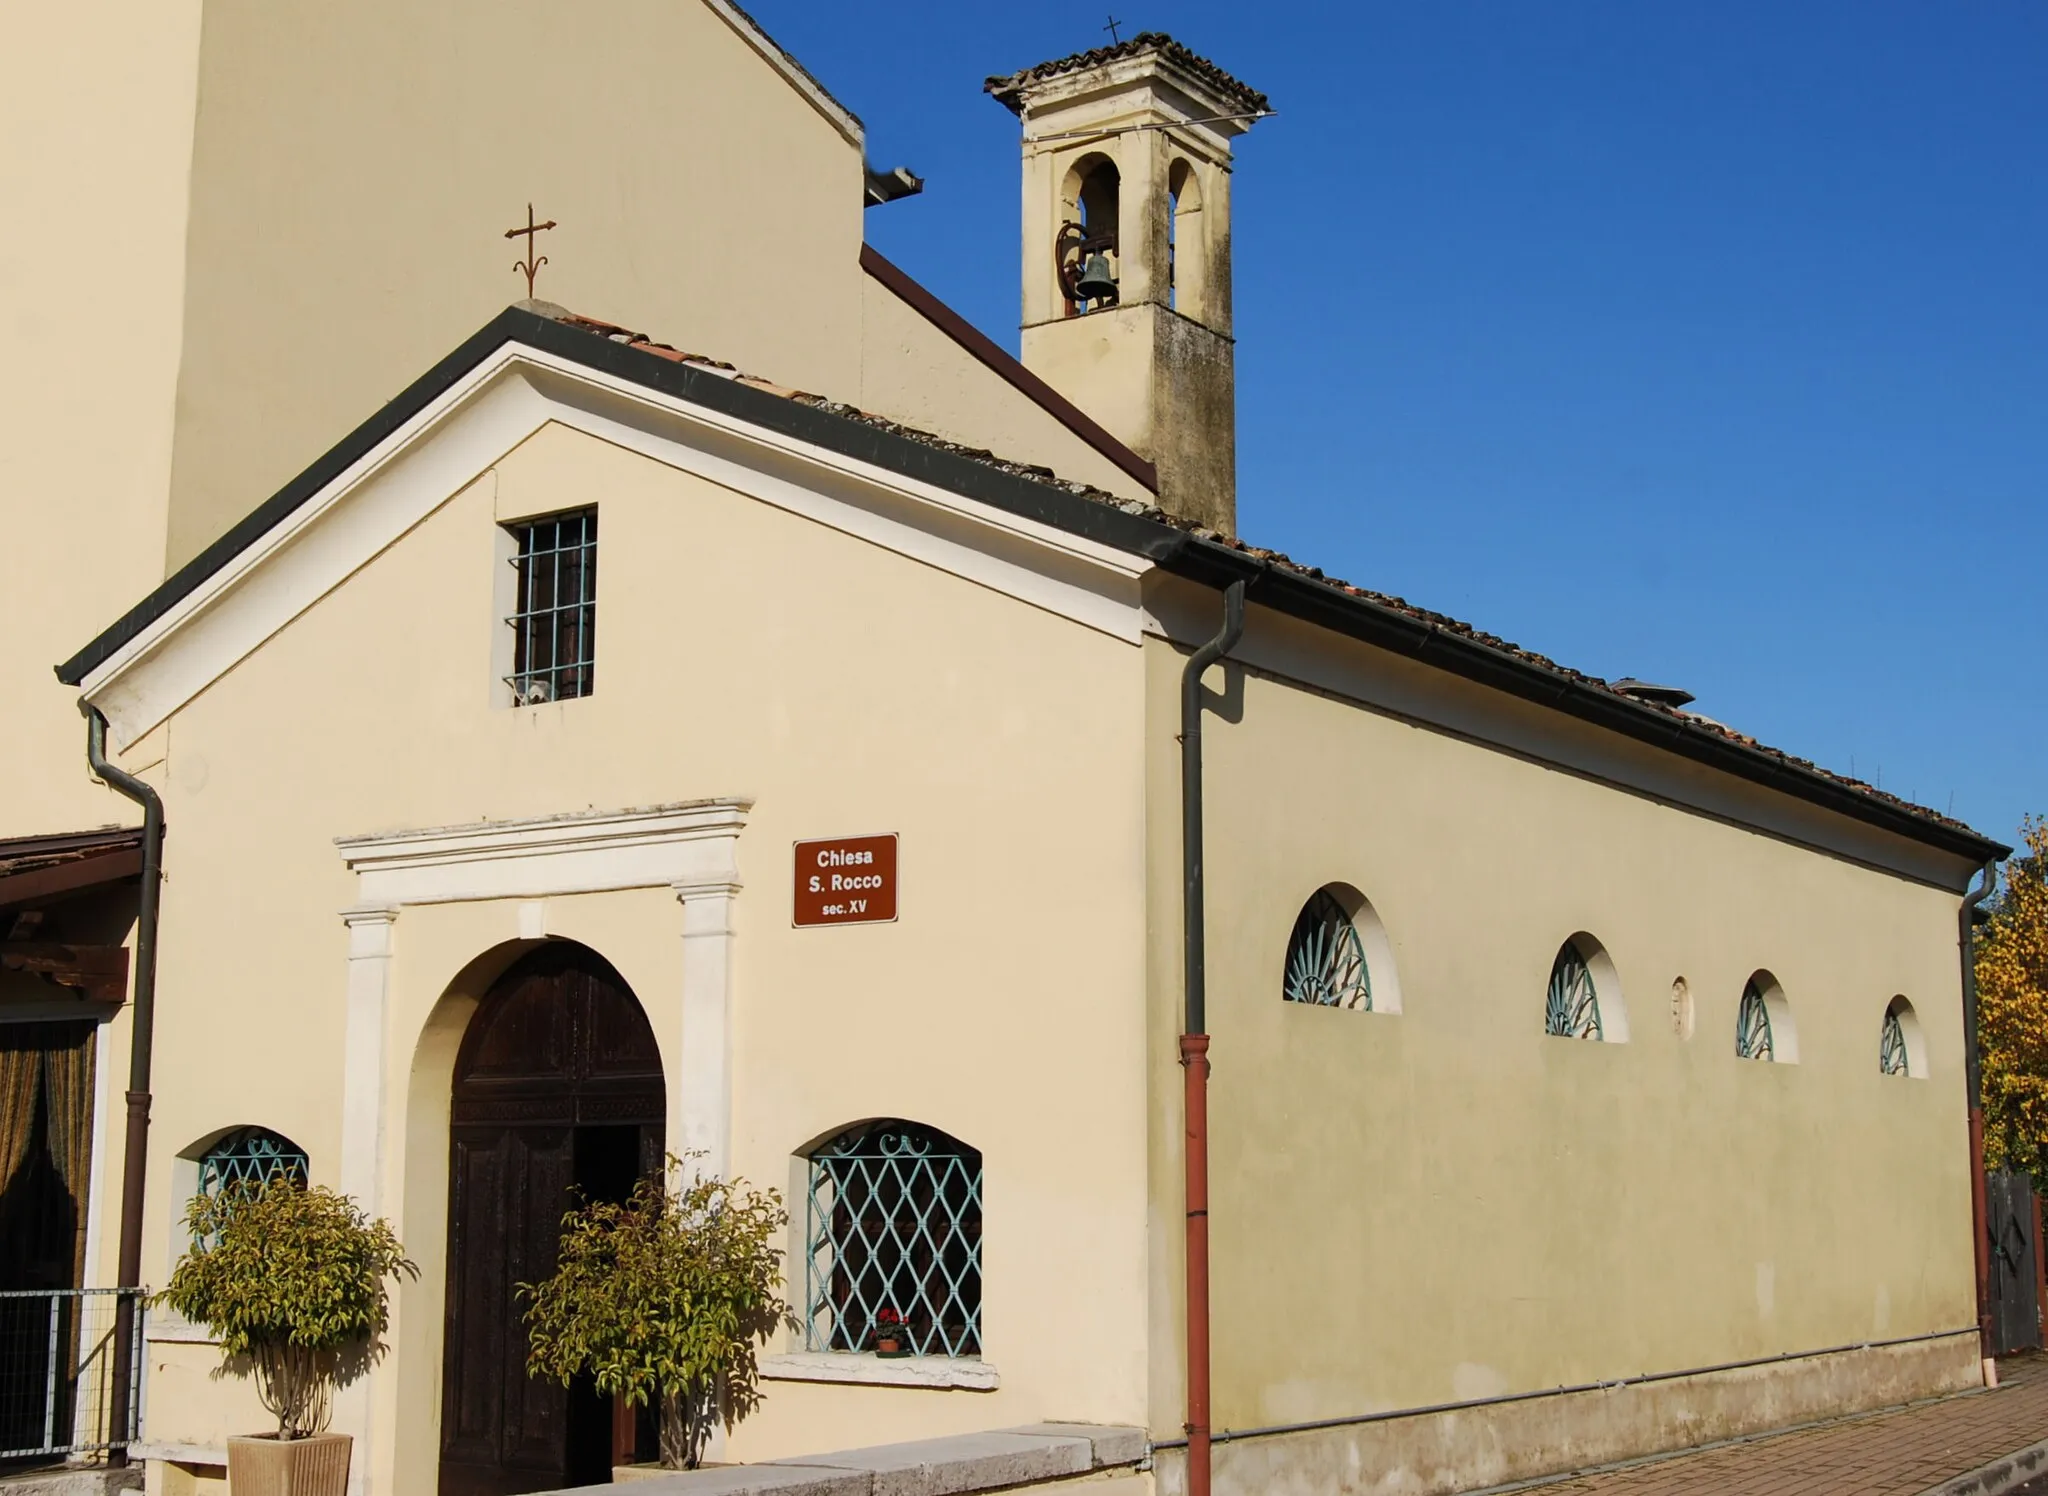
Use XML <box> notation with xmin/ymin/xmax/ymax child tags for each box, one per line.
<box><xmin>334</xmin><ymin>796</ymin><xmax>751</xmax><ymax>1202</ymax></box>
<box><xmin>330</xmin><ymin>798</ymin><xmax>748</xmax><ymax>1496</ymax></box>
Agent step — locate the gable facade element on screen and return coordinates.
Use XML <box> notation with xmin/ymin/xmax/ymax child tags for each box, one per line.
<box><xmin>85</xmin><ymin>340</ymin><xmax>1155</xmax><ymax>1491</ymax></box>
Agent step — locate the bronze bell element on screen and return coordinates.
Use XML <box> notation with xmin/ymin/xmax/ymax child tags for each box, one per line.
<box><xmin>1075</xmin><ymin>252</ymin><xmax>1119</xmax><ymax>307</ymax></box>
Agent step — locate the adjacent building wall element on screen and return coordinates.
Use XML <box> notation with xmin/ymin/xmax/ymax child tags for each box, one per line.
<box><xmin>1142</xmin><ymin>587</ymin><xmax>1980</xmax><ymax>1492</ymax></box>
<box><xmin>0</xmin><ymin>1</ymin><xmax>204</xmax><ymax>838</ymax></box>
<box><xmin>858</xmin><ymin>270</ymin><xmax>1155</xmax><ymax>506</ymax></box>
<box><xmin>165</xmin><ymin>0</ymin><xmax>867</xmax><ymax>569</ymax></box>
<box><xmin>129</xmin><ymin>422</ymin><xmax>1153</xmax><ymax>1490</ymax></box>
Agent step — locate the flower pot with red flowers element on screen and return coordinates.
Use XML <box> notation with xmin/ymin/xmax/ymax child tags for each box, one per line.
<box><xmin>872</xmin><ymin>1309</ymin><xmax>913</xmax><ymax>1358</ymax></box>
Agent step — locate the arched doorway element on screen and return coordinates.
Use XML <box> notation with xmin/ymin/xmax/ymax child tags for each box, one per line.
<box><xmin>439</xmin><ymin>943</ymin><xmax>664</xmax><ymax>1496</ymax></box>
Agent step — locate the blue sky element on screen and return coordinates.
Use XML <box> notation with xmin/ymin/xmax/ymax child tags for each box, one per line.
<box><xmin>757</xmin><ymin>1</ymin><xmax>2046</xmax><ymax>849</ymax></box>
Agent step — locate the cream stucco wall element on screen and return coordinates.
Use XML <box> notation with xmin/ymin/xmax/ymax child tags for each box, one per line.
<box><xmin>1140</xmin><ymin>596</ymin><xmax>1977</xmax><ymax>1466</ymax></box>
<box><xmin>164</xmin><ymin>0</ymin><xmax>867</xmax><ymax>570</ymax></box>
<box><xmin>121</xmin><ymin>420</ymin><xmax>1152</xmax><ymax>1491</ymax></box>
<box><xmin>858</xmin><ymin>271</ymin><xmax>1154</xmax><ymax>507</ymax></box>
<box><xmin>0</xmin><ymin>0</ymin><xmax>203</xmax><ymax>836</ymax></box>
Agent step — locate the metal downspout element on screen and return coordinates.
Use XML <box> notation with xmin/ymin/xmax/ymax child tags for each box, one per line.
<box><xmin>1960</xmin><ymin>859</ymin><xmax>1998</xmax><ymax>1378</ymax></box>
<box><xmin>83</xmin><ymin>703</ymin><xmax>164</xmax><ymax>1467</ymax></box>
<box><xmin>1179</xmin><ymin>580</ymin><xmax>1245</xmax><ymax>1496</ymax></box>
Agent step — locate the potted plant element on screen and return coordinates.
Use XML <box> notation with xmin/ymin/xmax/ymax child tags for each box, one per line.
<box><xmin>521</xmin><ymin>1156</ymin><xmax>794</xmax><ymax>1473</ymax></box>
<box><xmin>872</xmin><ymin>1309</ymin><xmax>913</xmax><ymax>1358</ymax></box>
<box><xmin>157</xmin><ymin>1178</ymin><xmax>416</xmax><ymax>1496</ymax></box>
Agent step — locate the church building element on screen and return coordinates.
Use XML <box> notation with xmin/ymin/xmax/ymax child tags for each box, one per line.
<box><xmin>1</xmin><ymin>9</ymin><xmax>2006</xmax><ymax>1496</ymax></box>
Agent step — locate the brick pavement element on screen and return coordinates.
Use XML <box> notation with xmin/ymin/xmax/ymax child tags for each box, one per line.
<box><xmin>1493</xmin><ymin>1354</ymin><xmax>2048</xmax><ymax>1496</ymax></box>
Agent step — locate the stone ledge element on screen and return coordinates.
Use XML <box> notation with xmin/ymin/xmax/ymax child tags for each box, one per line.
<box><xmin>778</xmin><ymin>1429</ymin><xmax>1091</xmax><ymax>1495</ymax></box>
<box><xmin>0</xmin><ymin>1468</ymin><xmax>143</xmax><ymax>1496</ymax></box>
<box><xmin>550</xmin><ymin>1422</ymin><xmax>1146</xmax><ymax>1496</ymax></box>
<box><xmin>999</xmin><ymin>1425</ymin><xmax>1148</xmax><ymax>1468</ymax></box>
<box><xmin>128</xmin><ymin>1441</ymin><xmax>226</xmax><ymax>1468</ymax></box>
<box><xmin>759</xmin><ymin>1353</ymin><xmax>999</xmax><ymax>1391</ymax></box>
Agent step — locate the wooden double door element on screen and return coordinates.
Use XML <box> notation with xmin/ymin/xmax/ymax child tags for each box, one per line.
<box><xmin>440</xmin><ymin>945</ymin><xmax>664</xmax><ymax>1496</ymax></box>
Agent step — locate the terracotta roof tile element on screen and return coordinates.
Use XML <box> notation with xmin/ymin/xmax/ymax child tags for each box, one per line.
<box><xmin>984</xmin><ymin>32</ymin><xmax>1269</xmax><ymax>117</ymax></box>
<box><xmin>533</xmin><ymin>306</ymin><xmax>1986</xmax><ymax>849</ymax></box>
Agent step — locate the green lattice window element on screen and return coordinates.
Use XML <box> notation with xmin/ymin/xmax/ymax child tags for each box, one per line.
<box><xmin>805</xmin><ymin>1120</ymin><xmax>981</xmax><ymax>1358</ymax></box>
<box><xmin>197</xmin><ymin>1126</ymin><xmax>308</xmax><ymax>1197</ymax></box>
<box><xmin>1545</xmin><ymin>941</ymin><xmax>1603</xmax><ymax>1040</ymax></box>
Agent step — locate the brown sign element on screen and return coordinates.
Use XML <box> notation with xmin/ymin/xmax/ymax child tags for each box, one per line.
<box><xmin>793</xmin><ymin>834</ymin><xmax>898</xmax><ymax>927</ymax></box>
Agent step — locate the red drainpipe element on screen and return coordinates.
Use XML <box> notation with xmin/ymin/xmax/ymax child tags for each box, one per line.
<box><xmin>1179</xmin><ymin>581</ymin><xmax>1245</xmax><ymax>1496</ymax></box>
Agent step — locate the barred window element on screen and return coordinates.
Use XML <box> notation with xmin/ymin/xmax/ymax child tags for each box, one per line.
<box><xmin>1283</xmin><ymin>886</ymin><xmax>1372</xmax><ymax>1010</ymax></box>
<box><xmin>1736</xmin><ymin>972</ymin><xmax>1796</xmax><ymax>1062</ymax></box>
<box><xmin>805</xmin><ymin>1120</ymin><xmax>982</xmax><ymax>1358</ymax></box>
<box><xmin>1736</xmin><ymin>980</ymin><xmax>1774</xmax><ymax>1060</ymax></box>
<box><xmin>197</xmin><ymin>1126</ymin><xmax>308</xmax><ymax>1197</ymax></box>
<box><xmin>505</xmin><ymin>508</ymin><xmax>596</xmax><ymax>705</ymax></box>
<box><xmin>1880</xmin><ymin>996</ymin><xmax>1923</xmax><ymax>1078</ymax></box>
<box><xmin>1545</xmin><ymin>939</ymin><xmax>1604</xmax><ymax>1040</ymax></box>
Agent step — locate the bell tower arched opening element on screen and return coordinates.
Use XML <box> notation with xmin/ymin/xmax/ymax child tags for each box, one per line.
<box><xmin>1168</xmin><ymin>157</ymin><xmax>1206</xmax><ymax>319</ymax></box>
<box><xmin>1058</xmin><ymin>155</ymin><xmax>1122</xmax><ymax>315</ymax></box>
<box><xmin>438</xmin><ymin>941</ymin><xmax>664</xmax><ymax>1496</ymax></box>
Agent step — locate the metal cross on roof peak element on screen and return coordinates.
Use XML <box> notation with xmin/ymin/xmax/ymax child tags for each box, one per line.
<box><xmin>1104</xmin><ymin>14</ymin><xmax>1123</xmax><ymax>44</ymax></box>
<box><xmin>504</xmin><ymin>203</ymin><xmax>557</xmax><ymax>297</ymax></box>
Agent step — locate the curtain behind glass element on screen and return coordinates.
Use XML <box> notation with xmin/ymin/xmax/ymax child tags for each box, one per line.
<box><xmin>39</xmin><ymin>1022</ymin><xmax>96</xmax><ymax>1286</ymax></box>
<box><xmin>0</xmin><ymin>1030</ymin><xmax>41</xmax><ymax>1202</ymax></box>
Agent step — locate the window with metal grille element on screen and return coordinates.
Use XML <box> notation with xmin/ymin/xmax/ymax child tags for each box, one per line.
<box><xmin>1880</xmin><ymin>996</ymin><xmax>1922</xmax><ymax>1078</ymax></box>
<box><xmin>1880</xmin><ymin>1007</ymin><xmax>1909</xmax><ymax>1075</ymax></box>
<box><xmin>1545</xmin><ymin>939</ymin><xmax>1604</xmax><ymax>1040</ymax></box>
<box><xmin>805</xmin><ymin>1120</ymin><xmax>982</xmax><ymax>1359</ymax></box>
<box><xmin>1283</xmin><ymin>887</ymin><xmax>1371</xmax><ymax>1010</ymax></box>
<box><xmin>197</xmin><ymin>1127</ymin><xmax>308</xmax><ymax>1197</ymax></box>
<box><xmin>1736</xmin><ymin>978</ymin><xmax>1775</xmax><ymax>1061</ymax></box>
<box><xmin>505</xmin><ymin>508</ymin><xmax>597</xmax><ymax>704</ymax></box>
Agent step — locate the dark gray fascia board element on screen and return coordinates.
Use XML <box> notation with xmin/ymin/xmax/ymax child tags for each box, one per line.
<box><xmin>1153</xmin><ymin>535</ymin><xmax>2010</xmax><ymax>864</ymax></box>
<box><xmin>55</xmin><ymin>308</ymin><xmax>2008</xmax><ymax>865</ymax></box>
<box><xmin>54</xmin><ymin>308</ymin><xmax>1179</xmax><ymax>686</ymax></box>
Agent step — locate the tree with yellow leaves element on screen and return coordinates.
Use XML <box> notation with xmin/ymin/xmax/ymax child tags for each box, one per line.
<box><xmin>1978</xmin><ymin>818</ymin><xmax>2048</xmax><ymax>1177</ymax></box>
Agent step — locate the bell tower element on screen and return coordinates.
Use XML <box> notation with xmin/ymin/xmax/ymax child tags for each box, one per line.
<box><xmin>987</xmin><ymin>34</ymin><xmax>1267</xmax><ymax>535</ymax></box>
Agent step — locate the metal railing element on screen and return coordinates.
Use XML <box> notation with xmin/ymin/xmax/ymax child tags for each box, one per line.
<box><xmin>0</xmin><ymin>1289</ymin><xmax>143</xmax><ymax>1461</ymax></box>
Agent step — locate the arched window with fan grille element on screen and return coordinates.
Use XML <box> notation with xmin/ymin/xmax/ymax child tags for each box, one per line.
<box><xmin>1281</xmin><ymin>884</ymin><xmax>1402</xmax><ymax>1014</ymax></box>
<box><xmin>1880</xmin><ymin>996</ymin><xmax>1925</xmax><ymax>1078</ymax></box>
<box><xmin>1736</xmin><ymin>972</ymin><xmax>1798</xmax><ymax>1063</ymax></box>
<box><xmin>1544</xmin><ymin>935</ymin><xmax>1628</xmax><ymax>1042</ymax></box>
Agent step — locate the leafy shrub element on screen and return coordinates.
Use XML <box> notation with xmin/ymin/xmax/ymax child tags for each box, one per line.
<box><xmin>1982</xmin><ymin>818</ymin><xmax>2048</xmax><ymax>1178</ymax></box>
<box><xmin>157</xmin><ymin>1180</ymin><xmax>416</xmax><ymax>1438</ymax></box>
<box><xmin>521</xmin><ymin>1159</ymin><xmax>793</xmax><ymax>1470</ymax></box>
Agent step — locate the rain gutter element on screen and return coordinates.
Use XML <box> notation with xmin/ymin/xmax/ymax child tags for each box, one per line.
<box><xmin>82</xmin><ymin>703</ymin><xmax>164</xmax><ymax>1468</ymax></box>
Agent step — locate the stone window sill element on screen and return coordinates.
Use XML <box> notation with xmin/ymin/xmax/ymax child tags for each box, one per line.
<box><xmin>758</xmin><ymin>1351</ymin><xmax>998</xmax><ymax>1390</ymax></box>
<box><xmin>145</xmin><ymin>1311</ymin><xmax>218</xmax><ymax>1345</ymax></box>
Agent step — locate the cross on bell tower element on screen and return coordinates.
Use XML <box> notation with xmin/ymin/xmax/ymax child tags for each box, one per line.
<box><xmin>985</xmin><ymin>35</ymin><xmax>1268</xmax><ymax>536</ymax></box>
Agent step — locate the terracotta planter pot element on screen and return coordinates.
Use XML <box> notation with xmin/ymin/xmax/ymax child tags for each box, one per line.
<box><xmin>226</xmin><ymin>1431</ymin><xmax>352</xmax><ymax>1496</ymax></box>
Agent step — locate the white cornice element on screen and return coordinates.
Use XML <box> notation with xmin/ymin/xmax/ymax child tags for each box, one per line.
<box><xmin>336</xmin><ymin>800</ymin><xmax>751</xmax><ymax>907</ymax></box>
<box><xmin>79</xmin><ymin>342</ymin><xmax>1150</xmax><ymax>749</ymax></box>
